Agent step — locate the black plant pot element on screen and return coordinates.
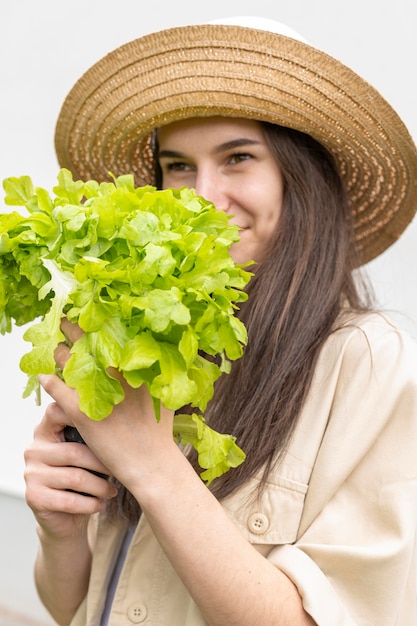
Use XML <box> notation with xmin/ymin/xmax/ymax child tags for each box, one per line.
<box><xmin>63</xmin><ymin>425</ymin><xmax>109</xmax><ymax>495</ymax></box>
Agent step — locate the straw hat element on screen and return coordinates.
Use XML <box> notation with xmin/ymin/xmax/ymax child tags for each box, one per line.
<box><xmin>54</xmin><ymin>17</ymin><xmax>417</xmax><ymax>266</ymax></box>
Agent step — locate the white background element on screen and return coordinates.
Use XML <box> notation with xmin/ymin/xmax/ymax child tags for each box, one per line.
<box><xmin>1</xmin><ymin>0</ymin><xmax>416</xmax><ymax>496</ymax></box>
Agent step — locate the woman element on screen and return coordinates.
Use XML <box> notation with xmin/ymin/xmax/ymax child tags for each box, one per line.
<box><xmin>24</xmin><ymin>17</ymin><xmax>417</xmax><ymax>625</ymax></box>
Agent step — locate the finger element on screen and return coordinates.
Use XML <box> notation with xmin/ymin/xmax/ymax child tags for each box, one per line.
<box><xmin>26</xmin><ymin>462</ymin><xmax>116</xmax><ymax>500</ymax></box>
<box><xmin>24</xmin><ymin>443</ymin><xmax>118</xmax><ymax>501</ymax></box>
<box><xmin>26</xmin><ymin>482</ymin><xmax>108</xmax><ymax>518</ymax></box>
<box><xmin>53</xmin><ymin>318</ymin><xmax>84</xmax><ymax>370</ymax></box>
<box><xmin>35</xmin><ymin>401</ymin><xmax>73</xmax><ymax>442</ymax></box>
<box><xmin>44</xmin><ymin>465</ymin><xmax>115</xmax><ymax>500</ymax></box>
<box><xmin>27</xmin><ymin>437</ymin><xmax>112</xmax><ymax>477</ymax></box>
<box><xmin>54</xmin><ymin>340</ymin><xmax>72</xmax><ymax>370</ymax></box>
<box><xmin>60</xmin><ymin>317</ymin><xmax>83</xmax><ymax>343</ymax></box>
<box><xmin>38</xmin><ymin>374</ymin><xmax>83</xmax><ymax>422</ymax></box>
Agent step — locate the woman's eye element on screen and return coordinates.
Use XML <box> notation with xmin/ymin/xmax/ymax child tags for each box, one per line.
<box><xmin>162</xmin><ymin>161</ymin><xmax>191</xmax><ymax>172</ymax></box>
<box><xmin>228</xmin><ymin>152</ymin><xmax>252</xmax><ymax>164</ymax></box>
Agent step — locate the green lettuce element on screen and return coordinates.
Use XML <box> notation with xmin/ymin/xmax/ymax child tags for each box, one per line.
<box><xmin>1</xmin><ymin>169</ymin><xmax>252</xmax><ymax>484</ymax></box>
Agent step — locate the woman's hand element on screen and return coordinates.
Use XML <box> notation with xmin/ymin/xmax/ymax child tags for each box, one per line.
<box><xmin>36</xmin><ymin>317</ymin><xmax>177</xmax><ymax>499</ymax></box>
<box><xmin>24</xmin><ymin>320</ymin><xmax>117</xmax><ymax>539</ymax></box>
<box><xmin>24</xmin><ymin>399</ymin><xmax>117</xmax><ymax>542</ymax></box>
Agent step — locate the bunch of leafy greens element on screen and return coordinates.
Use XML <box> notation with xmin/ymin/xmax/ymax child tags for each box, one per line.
<box><xmin>1</xmin><ymin>168</ymin><xmax>252</xmax><ymax>484</ymax></box>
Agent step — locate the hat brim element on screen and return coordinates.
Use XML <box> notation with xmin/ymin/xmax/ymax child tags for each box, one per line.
<box><xmin>54</xmin><ymin>24</ymin><xmax>417</xmax><ymax>266</ymax></box>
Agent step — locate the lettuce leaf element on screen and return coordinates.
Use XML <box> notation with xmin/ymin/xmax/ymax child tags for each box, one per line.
<box><xmin>1</xmin><ymin>169</ymin><xmax>252</xmax><ymax>483</ymax></box>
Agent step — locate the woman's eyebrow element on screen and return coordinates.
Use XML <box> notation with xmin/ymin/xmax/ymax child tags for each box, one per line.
<box><xmin>158</xmin><ymin>149</ymin><xmax>185</xmax><ymax>159</ymax></box>
<box><xmin>158</xmin><ymin>138</ymin><xmax>261</xmax><ymax>160</ymax></box>
<box><xmin>214</xmin><ymin>138</ymin><xmax>261</xmax><ymax>154</ymax></box>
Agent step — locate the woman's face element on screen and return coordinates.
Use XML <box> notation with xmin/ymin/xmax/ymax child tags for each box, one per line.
<box><xmin>157</xmin><ymin>117</ymin><xmax>284</xmax><ymax>264</ymax></box>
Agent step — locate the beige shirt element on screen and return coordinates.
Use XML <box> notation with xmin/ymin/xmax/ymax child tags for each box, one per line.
<box><xmin>70</xmin><ymin>312</ymin><xmax>417</xmax><ymax>625</ymax></box>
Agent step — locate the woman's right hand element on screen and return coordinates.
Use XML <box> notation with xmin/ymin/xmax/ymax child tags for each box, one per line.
<box><xmin>24</xmin><ymin>398</ymin><xmax>118</xmax><ymax>542</ymax></box>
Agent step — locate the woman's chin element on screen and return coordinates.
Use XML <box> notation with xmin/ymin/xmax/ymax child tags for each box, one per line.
<box><xmin>230</xmin><ymin>240</ymin><xmax>257</xmax><ymax>266</ymax></box>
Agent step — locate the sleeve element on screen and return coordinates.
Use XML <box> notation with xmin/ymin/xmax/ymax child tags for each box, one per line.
<box><xmin>69</xmin><ymin>597</ymin><xmax>87</xmax><ymax>626</ymax></box>
<box><xmin>69</xmin><ymin>513</ymin><xmax>99</xmax><ymax>626</ymax></box>
<box><xmin>268</xmin><ymin>315</ymin><xmax>417</xmax><ymax>625</ymax></box>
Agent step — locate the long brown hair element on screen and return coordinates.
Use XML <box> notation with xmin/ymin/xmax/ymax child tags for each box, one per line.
<box><xmin>108</xmin><ymin>122</ymin><xmax>373</xmax><ymax>521</ymax></box>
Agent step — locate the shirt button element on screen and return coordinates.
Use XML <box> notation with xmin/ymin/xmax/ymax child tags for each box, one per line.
<box><xmin>247</xmin><ymin>512</ymin><xmax>270</xmax><ymax>535</ymax></box>
<box><xmin>127</xmin><ymin>602</ymin><xmax>148</xmax><ymax>623</ymax></box>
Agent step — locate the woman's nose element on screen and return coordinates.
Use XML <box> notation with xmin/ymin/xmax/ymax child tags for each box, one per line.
<box><xmin>194</xmin><ymin>170</ymin><xmax>229</xmax><ymax>213</ymax></box>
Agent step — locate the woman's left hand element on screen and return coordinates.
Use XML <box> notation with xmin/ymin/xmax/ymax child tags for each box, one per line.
<box><xmin>39</xmin><ymin>318</ymin><xmax>177</xmax><ymax>494</ymax></box>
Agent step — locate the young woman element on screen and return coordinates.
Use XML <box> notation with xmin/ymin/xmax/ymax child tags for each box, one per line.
<box><xmin>24</xmin><ymin>18</ymin><xmax>417</xmax><ymax>626</ymax></box>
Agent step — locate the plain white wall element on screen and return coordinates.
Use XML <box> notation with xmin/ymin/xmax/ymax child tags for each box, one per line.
<box><xmin>1</xmin><ymin>0</ymin><xmax>416</xmax><ymax>496</ymax></box>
